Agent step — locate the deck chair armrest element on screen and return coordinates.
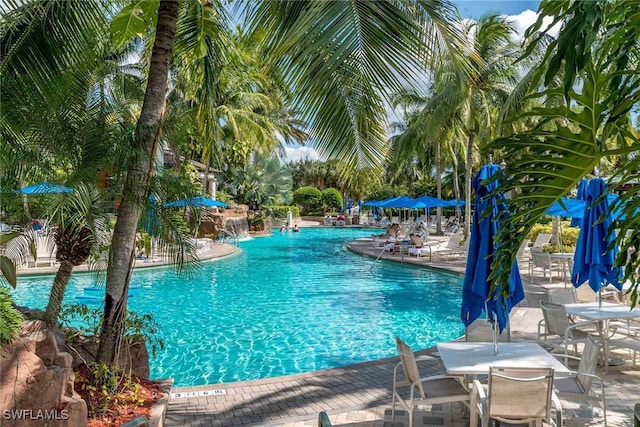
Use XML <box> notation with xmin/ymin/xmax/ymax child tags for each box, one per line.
<box><xmin>417</xmin><ymin>374</ymin><xmax>461</xmax><ymax>383</ymax></box>
<box><xmin>551</xmin><ymin>391</ymin><xmax>563</xmax><ymax>427</ymax></box>
<box><xmin>415</xmin><ymin>354</ymin><xmax>434</xmax><ymax>362</ymax></box>
<box><xmin>565</xmin><ymin>320</ymin><xmax>599</xmax><ymax>338</ymax></box>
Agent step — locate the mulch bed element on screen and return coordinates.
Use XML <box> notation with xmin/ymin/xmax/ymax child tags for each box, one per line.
<box><xmin>74</xmin><ymin>364</ymin><xmax>164</xmax><ymax>427</ymax></box>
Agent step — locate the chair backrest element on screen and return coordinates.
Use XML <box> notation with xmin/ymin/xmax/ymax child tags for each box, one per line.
<box><xmin>465</xmin><ymin>318</ymin><xmax>510</xmax><ymax>342</ymax></box>
<box><xmin>532</xmin><ymin>233</ymin><xmax>552</xmax><ymax>248</ymax></box>
<box><xmin>575</xmin><ymin>284</ymin><xmax>597</xmax><ymax>303</ymax></box>
<box><xmin>577</xmin><ymin>335</ymin><xmax>600</xmax><ymax>393</ymax></box>
<box><xmin>35</xmin><ymin>234</ymin><xmax>56</xmax><ymax>258</ymax></box>
<box><xmin>446</xmin><ymin>233</ymin><xmax>463</xmax><ymax>249</ymax></box>
<box><xmin>547</xmin><ymin>288</ymin><xmax>577</xmax><ymax>305</ymax></box>
<box><xmin>540</xmin><ymin>301</ymin><xmax>571</xmax><ymax>337</ymax></box>
<box><xmin>524</xmin><ymin>289</ymin><xmax>548</xmax><ymax>308</ymax></box>
<box><xmin>488</xmin><ymin>367</ymin><xmax>554</xmax><ymax>423</ymax></box>
<box><xmin>395</xmin><ymin>337</ymin><xmax>425</xmax><ymax>398</ymax></box>
<box><xmin>531</xmin><ymin>249</ymin><xmax>551</xmax><ymax>268</ymax></box>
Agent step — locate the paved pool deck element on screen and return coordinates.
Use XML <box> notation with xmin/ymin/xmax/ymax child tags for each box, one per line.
<box><xmin>15</xmin><ymin>242</ymin><xmax>239</xmax><ymax>277</ymax></box>
<box><xmin>164</xmin><ymin>236</ymin><xmax>640</xmax><ymax>427</ymax></box>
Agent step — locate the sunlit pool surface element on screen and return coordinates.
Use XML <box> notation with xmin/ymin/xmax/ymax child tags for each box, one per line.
<box><xmin>13</xmin><ymin>228</ymin><xmax>464</xmax><ymax>386</ymax></box>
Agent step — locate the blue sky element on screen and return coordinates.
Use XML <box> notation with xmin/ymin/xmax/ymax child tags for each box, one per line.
<box><xmin>453</xmin><ymin>1</ymin><xmax>541</xmax><ymax>18</ymax></box>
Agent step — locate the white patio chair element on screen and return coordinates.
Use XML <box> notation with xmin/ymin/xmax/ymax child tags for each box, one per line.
<box><xmin>28</xmin><ymin>233</ymin><xmax>57</xmax><ymax>268</ymax></box>
<box><xmin>553</xmin><ymin>335</ymin><xmax>607</xmax><ymax>426</ymax></box>
<box><xmin>392</xmin><ymin>337</ymin><xmax>470</xmax><ymax>427</ymax></box>
<box><xmin>538</xmin><ymin>301</ymin><xmax>595</xmax><ymax>355</ymax></box>
<box><xmin>470</xmin><ymin>366</ymin><xmax>562</xmax><ymax>427</ymax></box>
<box><xmin>524</xmin><ymin>289</ymin><xmax>548</xmax><ymax>308</ymax></box>
<box><xmin>531</xmin><ymin>248</ymin><xmax>564</xmax><ymax>283</ymax></box>
<box><xmin>465</xmin><ymin>318</ymin><xmax>510</xmax><ymax>343</ymax></box>
<box><xmin>548</xmin><ymin>288</ymin><xmax>577</xmax><ymax>305</ymax></box>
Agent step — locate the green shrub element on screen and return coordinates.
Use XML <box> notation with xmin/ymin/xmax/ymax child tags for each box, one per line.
<box><xmin>526</xmin><ymin>221</ymin><xmax>580</xmax><ymax>250</ymax></box>
<box><xmin>292</xmin><ymin>186</ymin><xmax>322</xmax><ymax>213</ymax></box>
<box><xmin>0</xmin><ymin>287</ymin><xmax>23</xmax><ymax>345</ymax></box>
<box><xmin>269</xmin><ymin>205</ymin><xmax>300</xmax><ymax>219</ymax></box>
<box><xmin>321</xmin><ymin>188</ymin><xmax>343</xmax><ymax>211</ymax></box>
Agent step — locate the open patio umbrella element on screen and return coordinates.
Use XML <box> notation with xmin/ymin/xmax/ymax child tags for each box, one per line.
<box><xmin>19</xmin><ymin>182</ymin><xmax>73</xmax><ymax>194</ymax></box>
<box><xmin>163</xmin><ymin>195</ymin><xmax>228</xmax><ymax>208</ymax></box>
<box><xmin>460</xmin><ymin>164</ymin><xmax>524</xmax><ymax>354</ymax></box>
<box><xmin>571</xmin><ymin>178</ymin><xmax>622</xmax><ymax>307</ymax></box>
<box><xmin>571</xmin><ymin>178</ymin><xmax>588</xmax><ymax>227</ymax></box>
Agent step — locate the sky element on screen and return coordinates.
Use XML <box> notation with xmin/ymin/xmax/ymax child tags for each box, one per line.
<box><xmin>283</xmin><ymin>1</ymin><xmax>546</xmax><ymax>163</ymax></box>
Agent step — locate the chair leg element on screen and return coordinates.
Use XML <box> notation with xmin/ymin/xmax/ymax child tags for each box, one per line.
<box><xmin>409</xmin><ymin>407</ymin><xmax>414</xmax><ymax>427</ymax></box>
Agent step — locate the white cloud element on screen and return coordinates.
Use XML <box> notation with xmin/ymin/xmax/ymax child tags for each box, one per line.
<box><xmin>282</xmin><ymin>146</ymin><xmax>320</xmax><ymax>163</ymax></box>
<box><xmin>506</xmin><ymin>9</ymin><xmax>561</xmax><ymax>40</ymax></box>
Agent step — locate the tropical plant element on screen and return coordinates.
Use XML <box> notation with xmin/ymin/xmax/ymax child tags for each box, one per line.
<box><xmin>0</xmin><ymin>287</ymin><xmax>23</xmax><ymax>345</ymax></box>
<box><xmin>229</xmin><ymin>152</ymin><xmax>291</xmax><ymax>210</ymax></box>
<box><xmin>417</xmin><ymin>14</ymin><xmax>520</xmax><ymax>237</ymax></box>
<box><xmin>4</xmin><ymin>0</ymin><xmax>473</xmax><ymax>365</ymax></box>
<box><xmin>488</xmin><ymin>0</ymin><xmax>640</xmax><ymax>305</ymax></box>
<box><xmin>292</xmin><ymin>186</ymin><xmax>322</xmax><ymax>214</ymax></box>
<box><xmin>321</xmin><ymin>188</ymin><xmax>343</xmax><ymax>212</ymax></box>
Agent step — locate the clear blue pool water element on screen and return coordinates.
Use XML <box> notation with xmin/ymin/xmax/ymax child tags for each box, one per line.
<box><xmin>12</xmin><ymin>228</ymin><xmax>464</xmax><ymax>386</ymax></box>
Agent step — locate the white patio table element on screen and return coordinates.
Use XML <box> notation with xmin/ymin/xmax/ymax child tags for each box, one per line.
<box><xmin>436</xmin><ymin>342</ymin><xmax>571</xmax><ymax>377</ymax></box>
<box><xmin>564</xmin><ymin>301</ymin><xmax>640</xmax><ymax>371</ymax></box>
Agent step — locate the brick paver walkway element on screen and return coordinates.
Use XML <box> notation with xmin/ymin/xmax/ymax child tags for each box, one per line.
<box><xmin>166</xmin><ymin>236</ymin><xmax>640</xmax><ymax>427</ymax></box>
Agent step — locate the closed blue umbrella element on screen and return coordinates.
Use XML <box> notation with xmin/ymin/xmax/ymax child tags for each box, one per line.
<box><xmin>19</xmin><ymin>182</ymin><xmax>73</xmax><ymax>194</ymax></box>
<box><xmin>571</xmin><ymin>178</ymin><xmax>622</xmax><ymax>303</ymax></box>
<box><xmin>461</xmin><ymin>164</ymin><xmax>524</xmax><ymax>350</ymax></box>
<box><xmin>163</xmin><ymin>195</ymin><xmax>228</xmax><ymax>208</ymax></box>
<box><xmin>571</xmin><ymin>178</ymin><xmax>589</xmax><ymax>227</ymax></box>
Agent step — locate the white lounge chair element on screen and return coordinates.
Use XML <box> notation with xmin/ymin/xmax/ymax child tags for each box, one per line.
<box><xmin>28</xmin><ymin>234</ymin><xmax>57</xmax><ymax>268</ymax></box>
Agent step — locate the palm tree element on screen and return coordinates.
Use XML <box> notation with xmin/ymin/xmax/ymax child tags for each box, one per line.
<box><xmin>43</xmin><ymin>185</ymin><xmax>110</xmax><ymax>328</ymax></box>
<box><xmin>4</xmin><ymin>0</ymin><xmax>472</xmax><ymax>365</ymax></box>
<box><xmin>419</xmin><ymin>14</ymin><xmax>520</xmax><ymax>238</ymax></box>
<box><xmin>488</xmin><ymin>0</ymin><xmax>640</xmax><ymax>303</ymax></box>
<box><xmin>230</xmin><ymin>151</ymin><xmax>292</xmax><ymax>210</ymax></box>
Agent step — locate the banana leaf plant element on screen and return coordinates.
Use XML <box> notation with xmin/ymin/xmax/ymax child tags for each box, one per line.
<box><xmin>487</xmin><ymin>0</ymin><xmax>640</xmax><ymax>306</ymax></box>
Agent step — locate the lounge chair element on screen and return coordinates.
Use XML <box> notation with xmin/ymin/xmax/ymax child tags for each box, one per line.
<box><xmin>392</xmin><ymin>337</ymin><xmax>469</xmax><ymax>427</ymax></box>
<box><xmin>553</xmin><ymin>335</ymin><xmax>607</xmax><ymax>426</ymax></box>
<box><xmin>470</xmin><ymin>367</ymin><xmax>562</xmax><ymax>427</ymax></box>
<box><xmin>28</xmin><ymin>234</ymin><xmax>57</xmax><ymax>268</ymax></box>
<box><xmin>430</xmin><ymin>234</ymin><xmax>466</xmax><ymax>258</ymax></box>
<box><xmin>532</xmin><ymin>233</ymin><xmax>552</xmax><ymax>249</ymax></box>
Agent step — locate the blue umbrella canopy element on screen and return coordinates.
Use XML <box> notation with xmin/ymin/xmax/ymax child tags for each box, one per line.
<box><xmin>546</xmin><ymin>197</ymin><xmax>586</xmax><ymax>218</ymax></box>
<box><xmin>19</xmin><ymin>182</ymin><xmax>73</xmax><ymax>194</ymax></box>
<box><xmin>445</xmin><ymin>199</ymin><xmax>465</xmax><ymax>207</ymax></box>
<box><xmin>571</xmin><ymin>178</ymin><xmax>622</xmax><ymax>293</ymax></box>
<box><xmin>415</xmin><ymin>195</ymin><xmax>451</xmax><ymax>208</ymax></box>
<box><xmin>461</xmin><ymin>164</ymin><xmax>524</xmax><ymax>333</ymax></box>
<box><xmin>571</xmin><ymin>178</ymin><xmax>589</xmax><ymax>227</ymax></box>
<box><xmin>163</xmin><ymin>195</ymin><xmax>228</xmax><ymax>208</ymax></box>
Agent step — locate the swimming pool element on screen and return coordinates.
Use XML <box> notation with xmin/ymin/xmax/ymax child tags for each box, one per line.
<box><xmin>12</xmin><ymin>228</ymin><xmax>464</xmax><ymax>386</ymax></box>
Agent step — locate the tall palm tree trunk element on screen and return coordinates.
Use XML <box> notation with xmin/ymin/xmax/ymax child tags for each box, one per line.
<box><xmin>96</xmin><ymin>0</ymin><xmax>180</xmax><ymax>365</ymax></box>
<box><xmin>44</xmin><ymin>261</ymin><xmax>74</xmax><ymax>328</ymax></box>
<box><xmin>435</xmin><ymin>142</ymin><xmax>443</xmax><ymax>235</ymax></box>
<box><xmin>452</xmin><ymin>154</ymin><xmax>461</xmax><ymax>219</ymax></box>
<box><xmin>464</xmin><ymin>129</ymin><xmax>475</xmax><ymax>240</ymax></box>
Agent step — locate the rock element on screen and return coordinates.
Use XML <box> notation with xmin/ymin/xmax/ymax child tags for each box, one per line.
<box><xmin>59</xmin><ymin>395</ymin><xmax>88</xmax><ymax>427</ymax></box>
<box><xmin>20</xmin><ymin>328</ymin><xmax>59</xmax><ymax>366</ymax></box>
<box><xmin>55</xmin><ymin>352</ymin><xmax>73</xmax><ymax>368</ymax></box>
<box><xmin>66</xmin><ymin>335</ymin><xmax>150</xmax><ymax>379</ymax></box>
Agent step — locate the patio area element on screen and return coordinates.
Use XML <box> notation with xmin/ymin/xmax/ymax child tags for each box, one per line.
<box><xmin>164</xmin><ymin>237</ymin><xmax>640</xmax><ymax>427</ymax></box>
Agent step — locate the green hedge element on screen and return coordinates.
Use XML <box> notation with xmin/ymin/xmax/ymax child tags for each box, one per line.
<box><xmin>270</xmin><ymin>205</ymin><xmax>300</xmax><ymax>218</ymax></box>
<box><xmin>526</xmin><ymin>221</ymin><xmax>580</xmax><ymax>252</ymax></box>
<box><xmin>293</xmin><ymin>186</ymin><xmax>322</xmax><ymax>214</ymax></box>
<box><xmin>321</xmin><ymin>188</ymin><xmax>342</xmax><ymax>211</ymax></box>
